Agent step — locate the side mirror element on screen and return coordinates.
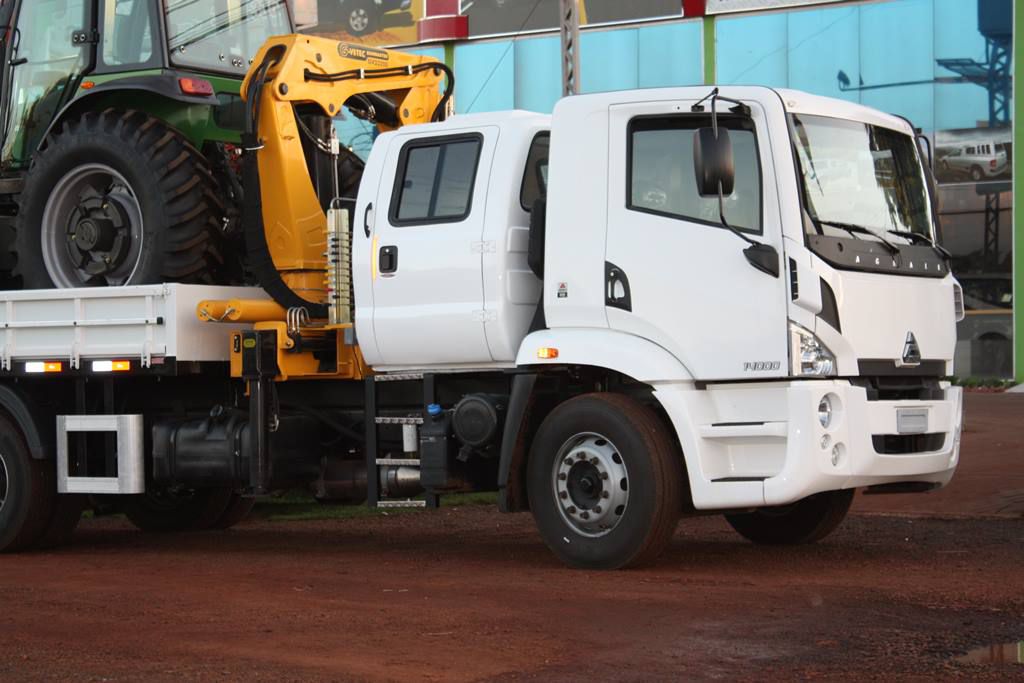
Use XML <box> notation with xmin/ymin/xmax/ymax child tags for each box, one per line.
<box><xmin>693</xmin><ymin>127</ymin><xmax>735</xmax><ymax>197</ymax></box>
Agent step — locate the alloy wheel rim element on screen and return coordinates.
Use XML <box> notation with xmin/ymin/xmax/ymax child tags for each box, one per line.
<box><xmin>551</xmin><ymin>432</ymin><xmax>629</xmax><ymax>538</ymax></box>
<box><xmin>41</xmin><ymin>164</ymin><xmax>144</xmax><ymax>287</ymax></box>
<box><xmin>350</xmin><ymin>8</ymin><xmax>370</xmax><ymax>32</ymax></box>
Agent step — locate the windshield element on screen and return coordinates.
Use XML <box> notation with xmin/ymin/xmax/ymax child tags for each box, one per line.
<box><xmin>165</xmin><ymin>0</ymin><xmax>292</xmax><ymax>75</ymax></box>
<box><xmin>791</xmin><ymin>114</ymin><xmax>933</xmax><ymax>240</ymax></box>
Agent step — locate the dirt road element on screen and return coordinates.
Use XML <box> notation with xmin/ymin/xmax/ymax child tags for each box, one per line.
<box><xmin>0</xmin><ymin>393</ymin><xmax>1021</xmax><ymax>681</ymax></box>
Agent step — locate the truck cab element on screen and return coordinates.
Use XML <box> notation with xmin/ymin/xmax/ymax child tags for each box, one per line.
<box><xmin>355</xmin><ymin>86</ymin><xmax>963</xmax><ymax>565</ymax></box>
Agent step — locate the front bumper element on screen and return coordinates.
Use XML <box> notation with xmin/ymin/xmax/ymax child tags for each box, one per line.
<box><xmin>654</xmin><ymin>380</ymin><xmax>963</xmax><ymax>510</ymax></box>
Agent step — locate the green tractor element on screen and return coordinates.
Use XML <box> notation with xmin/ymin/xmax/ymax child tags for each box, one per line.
<box><xmin>0</xmin><ymin>0</ymin><xmax>295</xmax><ymax>289</ymax></box>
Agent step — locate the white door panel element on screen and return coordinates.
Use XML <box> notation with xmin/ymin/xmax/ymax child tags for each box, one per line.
<box><xmin>367</xmin><ymin>127</ymin><xmax>498</xmax><ymax>367</ymax></box>
<box><xmin>606</xmin><ymin>101</ymin><xmax>789</xmax><ymax>381</ymax></box>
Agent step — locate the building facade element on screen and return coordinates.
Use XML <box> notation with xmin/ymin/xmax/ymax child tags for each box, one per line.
<box><xmin>305</xmin><ymin>0</ymin><xmax>1016</xmax><ymax>379</ymax></box>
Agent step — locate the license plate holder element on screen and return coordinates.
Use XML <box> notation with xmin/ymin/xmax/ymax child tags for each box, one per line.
<box><xmin>896</xmin><ymin>408</ymin><xmax>929</xmax><ymax>435</ymax></box>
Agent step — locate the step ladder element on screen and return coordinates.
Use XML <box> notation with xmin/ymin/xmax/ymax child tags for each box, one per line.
<box><xmin>365</xmin><ymin>373</ymin><xmax>440</xmax><ymax>509</ymax></box>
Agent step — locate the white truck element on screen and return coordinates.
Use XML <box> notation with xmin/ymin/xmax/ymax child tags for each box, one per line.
<box><xmin>0</xmin><ymin>85</ymin><xmax>964</xmax><ymax>569</ymax></box>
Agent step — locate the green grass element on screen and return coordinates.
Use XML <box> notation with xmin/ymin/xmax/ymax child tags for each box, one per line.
<box><xmin>253</xmin><ymin>490</ymin><xmax>499</xmax><ymax>522</ymax></box>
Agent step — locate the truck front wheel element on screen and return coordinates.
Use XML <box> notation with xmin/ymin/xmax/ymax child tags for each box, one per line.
<box><xmin>527</xmin><ymin>393</ymin><xmax>683</xmax><ymax>570</ymax></box>
<box><xmin>724</xmin><ymin>489</ymin><xmax>854</xmax><ymax>545</ymax></box>
<box><xmin>13</xmin><ymin>110</ymin><xmax>224</xmax><ymax>288</ymax></box>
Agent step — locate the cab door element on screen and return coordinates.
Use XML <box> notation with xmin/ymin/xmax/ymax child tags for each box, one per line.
<box><xmin>1</xmin><ymin>0</ymin><xmax>92</xmax><ymax>169</ymax></box>
<box><xmin>361</xmin><ymin>127</ymin><xmax>497</xmax><ymax>368</ymax></box>
<box><xmin>604</xmin><ymin>101</ymin><xmax>789</xmax><ymax>381</ymax></box>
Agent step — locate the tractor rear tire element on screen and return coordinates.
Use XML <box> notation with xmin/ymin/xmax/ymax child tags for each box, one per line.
<box><xmin>0</xmin><ymin>413</ymin><xmax>56</xmax><ymax>552</ymax></box>
<box><xmin>124</xmin><ymin>487</ymin><xmax>234</xmax><ymax>533</ymax></box>
<box><xmin>13</xmin><ymin>109</ymin><xmax>225</xmax><ymax>289</ymax></box>
<box><xmin>724</xmin><ymin>489</ymin><xmax>855</xmax><ymax>545</ymax></box>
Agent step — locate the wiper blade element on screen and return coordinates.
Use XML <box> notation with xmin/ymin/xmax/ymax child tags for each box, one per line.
<box><xmin>820</xmin><ymin>220</ymin><xmax>901</xmax><ymax>256</ymax></box>
<box><xmin>887</xmin><ymin>229</ymin><xmax>952</xmax><ymax>259</ymax></box>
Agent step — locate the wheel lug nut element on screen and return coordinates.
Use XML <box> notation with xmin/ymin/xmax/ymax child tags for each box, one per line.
<box><xmin>590</xmin><ymin>457</ymin><xmax>599</xmax><ymax>465</ymax></box>
<box><xmin>593</xmin><ymin>506</ymin><xmax>602</xmax><ymax>514</ymax></box>
<box><xmin>580</xmin><ymin>512</ymin><xmax>590</xmax><ymax>520</ymax></box>
<box><xmin>558</xmin><ymin>473</ymin><xmax>567</xmax><ymax>480</ymax></box>
<box><xmin>577</xmin><ymin>453</ymin><xmax>586</xmax><ymax>460</ymax></box>
<box><xmin>559</xmin><ymin>491</ymin><xmax>568</xmax><ymax>499</ymax></box>
<box><xmin>567</xmin><ymin>506</ymin><xmax>577</xmax><ymax>514</ymax></box>
<box><xmin>601</xmin><ymin>491</ymin><xmax>609</xmax><ymax>498</ymax></box>
<box><xmin>563</xmin><ymin>457</ymin><xmax>573</xmax><ymax>466</ymax></box>
<box><xmin>600</xmin><ymin>472</ymin><xmax>608</xmax><ymax>480</ymax></box>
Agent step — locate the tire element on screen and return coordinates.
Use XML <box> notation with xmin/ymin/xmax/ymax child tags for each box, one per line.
<box><xmin>0</xmin><ymin>413</ymin><xmax>55</xmax><ymax>552</ymax></box>
<box><xmin>210</xmin><ymin>493</ymin><xmax>257</xmax><ymax>530</ymax></box>
<box><xmin>123</xmin><ymin>487</ymin><xmax>234</xmax><ymax>533</ymax></box>
<box><xmin>724</xmin><ymin>489</ymin><xmax>855</xmax><ymax>545</ymax></box>
<box><xmin>13</xmin><ymin>109</ymin><xmax>224</xmax><ymax>289</ymax></box>
<box><xmin>344</xmin><ymin>0</ymin><xmax>378</xmax><ymax>36</ymax></box>
<box><xmin>970</xmin><ymin>165</ymin><xmax>984</xmax><ymax>182</ymax></box>
<box><xmin>527</xmin><ymin>393</ymin><xmax>683</xmax><ymax>570</ymax></box>
<box><xmin>33</xmin><ymin>494</ymin><xmax>85</xmax><ymax>549</ymax></box>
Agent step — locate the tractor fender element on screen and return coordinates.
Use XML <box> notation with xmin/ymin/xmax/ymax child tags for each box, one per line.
<box><xmin>0</xmin><ymin>384</ymin><xmax>53</xmax><ymax>460</ymax></box>
<box><xmin>40</xmin><ymin>73</ymin><xmax>219</xmax><ymax>150</ymax></box>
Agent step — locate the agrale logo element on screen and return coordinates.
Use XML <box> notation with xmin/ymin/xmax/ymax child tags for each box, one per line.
<box><xmin>901</xmin><ymin>332</ymin><xmax>921</xmax><ymax>366</ymax></box>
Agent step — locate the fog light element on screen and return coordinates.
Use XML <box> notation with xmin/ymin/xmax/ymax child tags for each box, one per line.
<box><xmin>818</xmin><ymin>395</ymin><xmax>833</xmax><ymax>428</ymax></box>
<box><xmin>820</xmin><ymin>434</ymin><xmax>831</xmax><ymax>450</ymax></box>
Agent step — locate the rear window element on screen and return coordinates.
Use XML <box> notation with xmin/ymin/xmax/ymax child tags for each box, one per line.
<box><xmin>520</xmin><ymin>132</ymin><xmax>550</xmax><ymax>211</ymax></box>
<box><xmin>390</xmin><ymin>134</ymin><xmax>482</xmax><ymax>226</ymax></box>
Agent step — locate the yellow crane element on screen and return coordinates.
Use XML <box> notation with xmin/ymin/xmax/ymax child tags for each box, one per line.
<box><xmin>198</xmin><ymin>34</ymin><xmax>453</xmax><ymax>382</ymax></box>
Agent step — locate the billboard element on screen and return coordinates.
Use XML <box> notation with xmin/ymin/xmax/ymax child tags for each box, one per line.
<box><xmin>304</xmin><ymin>0</ymin><xmax>422</xmax><ymax>47</ymax></box>
<box><xmin>462</xmin><ymin>0</ymin><xmax>682</xmax><ymax>38</ymax></box>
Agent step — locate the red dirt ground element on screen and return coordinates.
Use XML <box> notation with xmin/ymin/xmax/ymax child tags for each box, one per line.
<box><xmin>0</xmin><ymin>393</ymin><xmax>1021</xmax><ymax>681</ymax></box>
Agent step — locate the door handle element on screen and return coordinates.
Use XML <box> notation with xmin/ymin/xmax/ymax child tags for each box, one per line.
<box><xmin>379</xmin><ymin>245</ymin><xmax>398</xmax><ymax>274</ymax></box>
<box><xmin>363</xmin><ymin>202</ymin><xmax>373</xmax><ymax>238</ymax></box>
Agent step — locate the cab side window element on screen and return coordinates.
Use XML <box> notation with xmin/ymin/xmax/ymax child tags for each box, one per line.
<box><xmin>520</xmin><ymin>132</ymin><xmax>550</xmax><ymax>211</ymax></box>
<box><xmin>102</xmin><ymin>0</ymin><xmax>155</xmax><ymax>67</ymax></box>
<box><xmin>391</xmin><ymin>134</ymin><xmax>482</xmax><ymax>226</ymax></box>
<box><xmin>628</xmin><ymin>116</ymin><xmax>762</xmax><ymax>234</ymax></box>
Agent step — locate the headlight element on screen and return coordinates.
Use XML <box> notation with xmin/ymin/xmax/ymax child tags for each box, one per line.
<box><xmin>790</xmin><ymin>322</ymin><xmax>836</xmax><ymax>377</ymax></box>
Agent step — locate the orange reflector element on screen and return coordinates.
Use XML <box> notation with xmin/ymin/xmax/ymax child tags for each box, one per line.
<box><xmin>80</xmin><ymin>81</ymin><xmax>96</xmax><ymax>90</ymax></box>
<box><xmin>537</xmin><ymin>347</ymin><xmax>559</xmax><ymax>359</ymax></box>
<box><xmin>27</xmin><ymin>361</ymin><xmax>63</xmax><ymax>373</ymax></box>
<box><xmin>92</xmin><ymin>360</ymin><xmax>131</xmax><ymax>372</ymax></box>
<box><xmin>179</xmin><ymin>77</ymin><xmax>214</xmax><ymax>96</ymax></box>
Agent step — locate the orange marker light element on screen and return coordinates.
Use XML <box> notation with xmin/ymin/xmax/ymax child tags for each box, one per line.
<box><xmin>537</xmin><ymin>347</ymin><xmax>559</xmax><ymax>360</ymax></box>
<box><xmin>80</xmin><ymin>81</ymin><xmax>96</xmax><ymax>90</ymax></box>
<box><xmin>179</xmin><ymin>77</ymin><xmax>214</xmax><ymax>96</ymax></box>
<box><xmin>92</xmin><ymin>360</ymin><xmax>131</xmax><ymax>372</ymax></box>
<box><xmin>112</xmin><ymin>360</ymin><xmax>131</xmax><ymax>372</ymax></box>
<box><xmin>27</xmin><ymin>361</ymin><xmax>63</xmax><ymax>373</ymax></box>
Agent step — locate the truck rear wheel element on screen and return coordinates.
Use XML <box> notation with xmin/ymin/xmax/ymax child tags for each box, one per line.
<box><xmin>724</xmin><ymin>489</ymin><xmax>855</xmax><ymax>545</ymax></box>
<box><xmin>123</xmin><ymin>487</ymin><xmax>234</xmax><ymax>533</ymax></box>
<box><xmin>210</xmin><ymin>493</ymin><xmax>257</xmax><ymax>530</ymax></box>
<box><xmin>527</xmin><ymin>393</ymin><xmax>683</xmax><ymax>570</ymax></box>
<box><xmin>13</xmin><ymin>110</ymin><xmax>224</xmax><ymax>288</ymax></box>
<box><xmin>0</xmin><ymin>414</ymin><xmax>55</xmax><ymax>552</ymax></box>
